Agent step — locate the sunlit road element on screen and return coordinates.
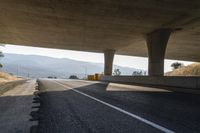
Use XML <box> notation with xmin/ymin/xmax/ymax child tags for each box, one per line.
<box><xmin>37</xmin><ymin>79</ymin><xmax>200</xmax><ymax>133</ymax></box>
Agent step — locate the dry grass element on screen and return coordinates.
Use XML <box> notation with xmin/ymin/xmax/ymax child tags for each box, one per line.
<box><xmin>165</xmin><ymin>63</ymin><xmax>200</xmax><ymax>76</ymax></box>
<box><xmin>0</xmin><ymin>71</ymin><xmax>18</xmax><ymax>83</ymax></box>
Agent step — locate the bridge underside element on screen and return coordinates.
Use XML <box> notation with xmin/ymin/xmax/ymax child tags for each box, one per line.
<box><xmin>0</xmin><ymin>0</ymin><xmax>200</xmax><ymax>61</ymax></box>
<box><xmin>0</xmin><ymin>0</ymin><xmax>200</xmax><ymax>76</ymax></box>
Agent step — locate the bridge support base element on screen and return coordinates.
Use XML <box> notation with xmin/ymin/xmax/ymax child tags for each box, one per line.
<box><xmin>146</xmin><ymin>28</ymin><xmax>172</xmax><ymax>76</ymax></box>
<box><xmin>104</xmin><ymin>49</ymin><xmax>115</xmax><ymax>76</ymax></box>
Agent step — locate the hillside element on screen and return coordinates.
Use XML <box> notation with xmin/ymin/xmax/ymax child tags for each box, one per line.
<box><xmin>165</xmin><ymin>63</ymin><xmax>200</xmax><ymax>76</ymax></box>
<box><xmin>0</xmin><ymin>71</ymin><xmax>18</xmax><ymax>83</ymax></box>
<box><xmin>1</xmin><ymin>53</ymin><xmax>144</xmax><ymax>78</ymax></box>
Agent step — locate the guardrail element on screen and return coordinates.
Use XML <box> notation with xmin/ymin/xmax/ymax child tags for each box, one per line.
<box><xmin>101</xmin><ymin>76</ymin><xmax>200</xmax><ymax>89</ymax></box>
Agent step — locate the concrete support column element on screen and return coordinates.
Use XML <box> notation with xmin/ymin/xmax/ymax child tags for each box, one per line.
<box><xmin>146</xmin><ymin>28</ymin><xmax>172</xmax><ymax>76</ymax></box>
<box><xmin>104</xmin><ymin>49</ymin><xmax>115</xmax><ymax>76</ymax></box>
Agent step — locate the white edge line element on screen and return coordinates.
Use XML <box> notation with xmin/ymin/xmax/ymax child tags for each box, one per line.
<box><xmin>54</xmin><ymin>81</ymin><xmax>175</xmax><ymax>133</ymax></box>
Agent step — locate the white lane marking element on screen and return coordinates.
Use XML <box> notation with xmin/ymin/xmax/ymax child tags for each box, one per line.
<box><xmin>54</xmin><ymin>81</ymin><xmax>175</xmax><ymax>133</ymax></box>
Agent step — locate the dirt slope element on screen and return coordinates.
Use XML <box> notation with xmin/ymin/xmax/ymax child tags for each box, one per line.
<box><xmin>0</xmin><ymin>71</ymin><xmax>18</xmax><ymax>83</ymax></box>
<box><xmin>165</xmin><ymin>63</ymin><xmax>200</xmax><ymax>76</ymax></box>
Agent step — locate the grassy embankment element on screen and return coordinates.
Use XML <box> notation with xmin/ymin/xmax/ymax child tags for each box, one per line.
<box><xmin>165</xmin><ymin>63</ymin><xmax>200</xmax><ymax>76</ymax></box>
<box><xmin>0</xmin><ymin>71</ymin><xmax>18</xmax><ymax>84</ymax></box>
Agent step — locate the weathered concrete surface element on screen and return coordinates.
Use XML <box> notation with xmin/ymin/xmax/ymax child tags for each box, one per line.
<box><xmin>104</xmin><ymin>49</ymin><xmax>115</xmax><ymax>75</ymax></box>
<box><xmin>146</xmin><ymin>29</ymin><xmax>172</xmax><ymax>76</ymax></box>
<box><xmin>101</xmin><ymin>76</ymin><xmax>200</xmax><ymax>90</ymax></box>
<box><xmin>0</xmin><ymin>80</ymin><xmax>37</xmax><ymax>133</ymax></box>
<box><xmin>0</xmin><ymin>0</ymin><xmax>200</xmax><ymax>61</ymax></box>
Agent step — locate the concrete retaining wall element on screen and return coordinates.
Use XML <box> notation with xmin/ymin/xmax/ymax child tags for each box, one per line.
<box><xmin>101</xmin><ymin>76</ymin><xmax>200</xmax><ymax>89</ymax></box>
<box><xmin>0</xmin><ymin>80</ymin><xmax>27</xmax><ymax>95</ymax></box>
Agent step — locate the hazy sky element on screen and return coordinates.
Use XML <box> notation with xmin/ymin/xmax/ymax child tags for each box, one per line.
<box><xmin>0</xmin><ymin>44</ymin><xmax>194</xmax><ymax>72</ymax></box>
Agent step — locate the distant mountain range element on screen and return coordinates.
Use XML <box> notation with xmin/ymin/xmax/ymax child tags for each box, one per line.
<box><xmin>1</xmin><ymin>53</ymin><xmax>145</xmax><ymax>78</ymax></box>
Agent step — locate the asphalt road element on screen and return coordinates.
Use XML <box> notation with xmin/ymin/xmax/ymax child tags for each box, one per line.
<box><xmin>0</xmin><ymin>80</ymin><xmax>37</xmax><ymax>133</ymax></box>
<box><xmin>37</xmin><ymin>79</ymin><xmax>200</xmax><ymax>133</ymax></box>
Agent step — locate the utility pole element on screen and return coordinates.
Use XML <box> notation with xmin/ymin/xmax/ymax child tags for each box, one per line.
<box><xmin>82</xmin><ymin>66</ymin><xmax>87</xmax><ymax>79</ymax></box>
<box><xmin>17</xmin><ymin>64</ymin><xmax>19</xmax><ymax>76</ymax></box>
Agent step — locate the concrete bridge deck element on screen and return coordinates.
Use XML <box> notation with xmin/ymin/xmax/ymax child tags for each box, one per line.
<box><xmin>1</xmin><ymin>0</ymin><xmax>200</xmax><ymax>77</ymax></box>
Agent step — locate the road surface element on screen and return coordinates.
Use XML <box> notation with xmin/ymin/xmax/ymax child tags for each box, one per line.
<box><xmin>37</xmin><ymin>79</ymin><xmax>200</xmax><ymax>133</ymax></box>
<box><xmin>0</xmin><ymin>80</ymin><xmax>37</xmax><ymax>133</ymax></box>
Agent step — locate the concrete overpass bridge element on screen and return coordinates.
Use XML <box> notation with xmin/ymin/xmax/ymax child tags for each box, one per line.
<box><xmin>0</xmin><ymin>0</ymin><xmax>200</xmax><ymax>76</ymax></box>
<box><xmin>1</xmin><ymin>1</ymin><xmax>200</xmax><ymax>132</ymax></box>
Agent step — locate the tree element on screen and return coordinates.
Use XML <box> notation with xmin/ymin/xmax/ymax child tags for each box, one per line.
<box><xmin>171</xmin><ymin>62</ymin><xmax>184</xmax><ymax>70</ymax></box>
<box><xmin>0</xmin><ymin>50</ymin><xmax>4</xmax><ymax>69</ymax></box>
<box><xmin>47</xmin><ymin>76</ymin><xmax>57</xmax><ymax>79</ymax></box>
<box><xmin>69</xmin><ymin>75</ymin><xmax>79</xmax><ymax>79</ymax></box>
<box><xmin>132</xmin><ymin>70</ymin><xmax>144</xmax><ymax>76</ymax></box>
<box><xmin>113</xmin><ymin>68</ymin><xmax>121</xmax><ymax>76</ymax></box>
<box><xmin>0</xmin><ymin>51</ymin><xmax>3</xmax><ymax>57</ymax></box>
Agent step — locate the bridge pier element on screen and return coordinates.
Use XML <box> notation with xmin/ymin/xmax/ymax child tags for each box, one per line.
<box><xmin>146</xmin><ymin>28</ymin><xmax>172</xmax><ymax>76</ymax></box>
<box><xmin>104</xmin><ymin>49</ymin><xmax>115</xmax><ymax>76</ymax></box>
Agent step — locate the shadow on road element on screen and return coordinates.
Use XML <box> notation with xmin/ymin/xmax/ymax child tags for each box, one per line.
<box><xmin>0</xmin><ymin>94</ymin><xmax>36</xmax><ymax>133</ymax></box>
<box><xmin>36</xmin><ymin>80</ymin><xmax>200</xmax><ymax>133</ymax></box>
